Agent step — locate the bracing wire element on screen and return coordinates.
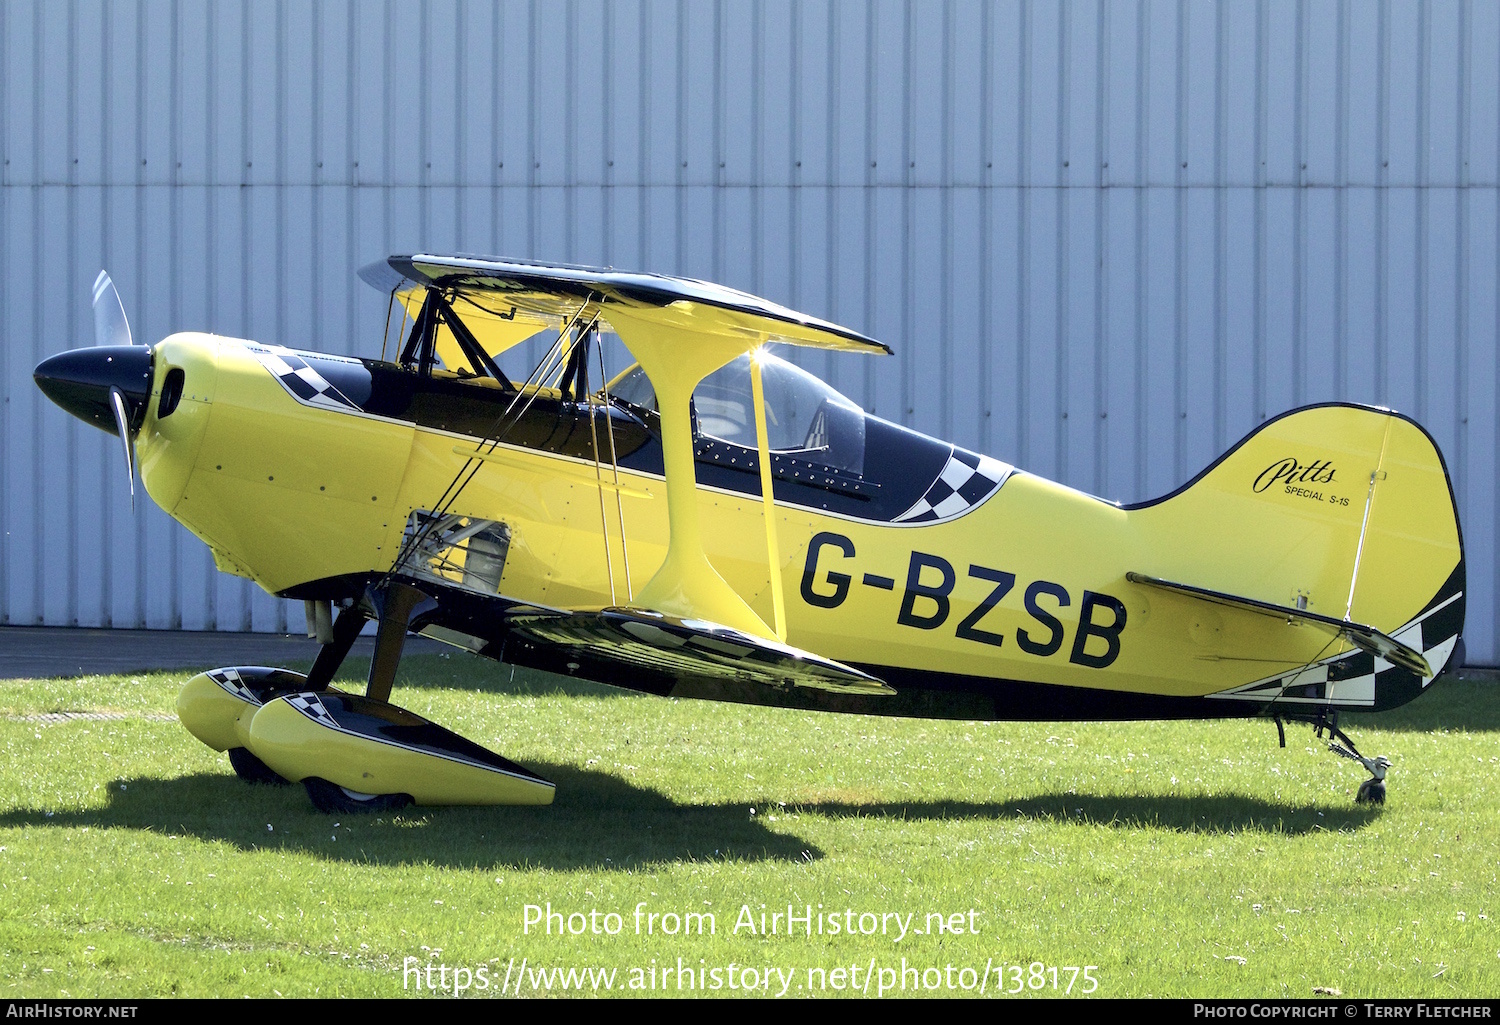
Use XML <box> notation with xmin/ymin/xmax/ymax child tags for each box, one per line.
<box><xmin>383</xmin><ymin>282</ymin><xmax>412</xmax><ymax>364</ymax></box>
<box><xmin>595</xmin><ymin>329</ymin><xmax>633</xmax><ymax>601</ymax></box>
<box><xmin>380</xmin><ymin>297</ymin><xmax>602</xmax><ymax>590</ymax></box>
<box><xmin>583</xmin><ymin>325</ymin><xmax>618</xmax><ymax>604</ymax></box>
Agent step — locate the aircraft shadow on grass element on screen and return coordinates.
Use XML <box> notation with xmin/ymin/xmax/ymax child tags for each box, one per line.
<box><xmin>0</xmin><ymin>766</ymin><xmax>816</xmax><ymax>870</ymax></box>
<box><xmin>0</xmin><ymin>763</ymin><xmax>1378</xmax><ymax>871</ymax></box>
<box><xmin>802</xmin><ymin>793</ymin><xmax>1382</xmax><ymax>835</ymax></box>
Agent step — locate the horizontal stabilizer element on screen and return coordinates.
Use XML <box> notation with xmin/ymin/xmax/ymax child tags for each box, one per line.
<box><xmin>508</xmin><ymin>607</ymin><xmax>894</xmax><ymax>696</ymax></box>
<box><xmin>1126</xmin><ymin>572</ymin><xmax>1432</xmax><ymax>678</ymax></box>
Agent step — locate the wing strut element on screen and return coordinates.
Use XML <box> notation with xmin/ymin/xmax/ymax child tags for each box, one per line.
<box><xmin>605</xmin><ymin>307</ymin><xmax>777</xmax><ymax>639</ymax></box>
<box><xmin>588</xmin><ymin>326</ymin><xmax>635</xmax><ymax>602</ymax></box>
<box><xmin>750</xmin><ymin>350</ymin><xmax>787</xmax><ymax>642</ymax></box>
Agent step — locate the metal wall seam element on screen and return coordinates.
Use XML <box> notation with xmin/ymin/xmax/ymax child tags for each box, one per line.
<box><xmin>0</xmin><ymin>0</ymin><xmax>7</xmax><ymax>630</ymax></box>
<box><xmin>1093</xmin><ymin>0</ymin><xmax>1108</xmax><ymax>497</ymax></box>
<box><xmin>1453</xmin><ymin>0</ymin><xmax>1470</xmax><ymax>530</ymax></box>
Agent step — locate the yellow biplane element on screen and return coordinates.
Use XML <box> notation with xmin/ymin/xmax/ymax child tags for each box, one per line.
<box><xmin>34</xmin><ymin>256</ymin><xmax>1464</xmax><ymax>811</ymax></box>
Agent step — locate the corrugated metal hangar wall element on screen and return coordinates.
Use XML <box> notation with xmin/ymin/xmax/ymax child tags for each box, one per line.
<box><xmin>2</xmin><ymin>0</ymin><xmax>1497</xmax><ymax>664</ymax></box>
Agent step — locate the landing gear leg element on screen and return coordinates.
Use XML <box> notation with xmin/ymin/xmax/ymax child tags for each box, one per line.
<box><xmin>363</xmin><ymin>581</ymin><xmax>435</xmax><ymax>703</ymax></box>
<box><xmin>304</xmin><ymin>601</ymin><xmax>368</xmax><ymax>690</ymax></box>
<box><xmin>1315</xmin><ymin>711</ymin><xmax>1392</xmax><ymax>805</ymax></box>
<box><xmin>301</xmin><ymin>582</ymin><xmax>435</xmax><ymax>697</ymax></box>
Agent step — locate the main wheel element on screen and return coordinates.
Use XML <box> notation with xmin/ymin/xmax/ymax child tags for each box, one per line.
<box><xmin>303</xmin><ymin>776</ymin><xmax>413</xmax><ymax>814</ymax></box>
<box><xmin>228</xmin><ymin>746</ymin><xmax>290</xmax><ymax>786</ymax></box>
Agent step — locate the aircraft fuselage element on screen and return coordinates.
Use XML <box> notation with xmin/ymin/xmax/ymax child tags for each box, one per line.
<box><xmin>115</xmin><ymin>331</ymin><xmax>1462</xmax><ymax>722</ymax></box>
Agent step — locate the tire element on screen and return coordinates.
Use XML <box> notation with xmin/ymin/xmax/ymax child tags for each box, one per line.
<box><xmin>228</xmin><ymin>746</ymin><xmax>291</xmax><ymax>786</ymax></box>
<box><xmin>303</xmin><ymin>776</ymin><xmax>413</xmax><ymax>814</ymax></box>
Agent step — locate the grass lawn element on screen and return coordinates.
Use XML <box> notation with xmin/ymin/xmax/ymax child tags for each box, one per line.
<box><xmin>0</xmin><ymin>653</ymin><xmax>1496</xmax><ymax>998</ymax></box>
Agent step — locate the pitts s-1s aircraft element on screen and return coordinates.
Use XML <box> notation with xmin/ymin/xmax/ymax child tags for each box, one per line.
<box><xmin>34</xmin><ymin>255</ymin><xmax>1464</xmax><ymax>811</ymax></box>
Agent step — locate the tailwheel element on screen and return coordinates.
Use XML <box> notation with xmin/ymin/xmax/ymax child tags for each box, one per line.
<box><xmin>303</xmin><ymin>777</ymin><xmax>412</xmax><ymax>815</ymax></box>
<box><xmin>1314</xmin><ymin>711</ymin><xmax>1392</xmax><ymax>805</ymax></box>
<box><xmin>1355</xmin><ymin>774</ymin><xmax>1388</xmax><ymax>805</ymax></box>
<box><xmin>228</xmin><ymin>746</ymin><xmax>290</xmax><ymax>786</ymax></box>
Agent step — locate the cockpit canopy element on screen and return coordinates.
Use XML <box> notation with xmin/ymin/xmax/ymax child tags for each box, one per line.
<box><xmin>608</xmin><ymin>352</ymin><xmax>866</xmax><ymax>476</ymax></box>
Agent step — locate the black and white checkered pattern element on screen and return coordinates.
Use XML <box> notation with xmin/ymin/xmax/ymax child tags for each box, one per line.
<box><xmin>894</xmin><ymin>448</ymin><xmax>1014</xmax><ymax>524</ymax></box>
<box><xmin>208</xmin><ymin>667</ymin><xmax>262</xmax><ymax>705</ymax></box>
<box><xmin>247</xmin><ymin>343</ymin><xmax>360</xmax><ymax>412</ymax></box>
<box><xmin>1207</xmin><ymin>591</ymin><xmax>1462</xmax><ymax>708</ymax></box>
<box><xmin>283</xmin><ymin>692</ymin><xmax>341</xmax><ymax>730</ymax></box>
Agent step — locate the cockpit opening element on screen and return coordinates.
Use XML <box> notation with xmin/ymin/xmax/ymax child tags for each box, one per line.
<box><xmin>385</xmin><ymin>288</ymin><xmax>869</xmax><ymax>479</ymax></box>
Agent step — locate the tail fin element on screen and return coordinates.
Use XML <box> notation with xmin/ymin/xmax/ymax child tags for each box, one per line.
<box><xmin>1130</xmin><ymin>403</ymin><xmax>1464</xmax><ymax>712</ymax></box>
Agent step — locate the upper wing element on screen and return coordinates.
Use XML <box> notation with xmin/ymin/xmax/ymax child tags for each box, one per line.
<box><xmin>359</xmin><ymin>254</ymin><xmax>892</xmax><ymax>356</ymax></box>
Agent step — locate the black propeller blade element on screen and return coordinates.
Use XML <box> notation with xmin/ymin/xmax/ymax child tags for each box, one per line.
<box><xmin>33</xmin><ymin>271</ymin><xmax>153</xmax><ymax>507</ymax></box>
